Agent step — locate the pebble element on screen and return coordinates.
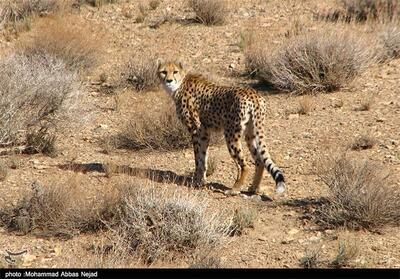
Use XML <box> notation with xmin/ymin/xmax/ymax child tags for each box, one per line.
<box><xmin>288</xmin><ymin>114</ymin><xmax>299</xmax><ymax>119</ymax></box>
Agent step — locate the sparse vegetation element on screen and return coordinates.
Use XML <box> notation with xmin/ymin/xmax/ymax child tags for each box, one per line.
<box><xmin>377</xmin><ymin>24</ymin><xmax>400</xmax><ymax>62</ymax></box>
<box><xmin>319</xmin><ymin>0</ymin><xmax>400</xmax><ymax>23</ymax></box>
<box><xmin>229</xmin><ymin>206</ymin><xmax>257</xmax><ymax>236</ymax></box>
<box><xmin>24</xmin><ymin>126</ymin><xmax>57</xmax><ymax>156</ymax></box>
<box><xmin>18</xmin><ymin>17</ymin><xmax>101</xmax><ymax>71</ymax></box>
<box><xmin>188</xmin><ymin>0</ymin><xmax>227</xmax><ymax>26</ymax></box>
<box><xmin>0</xmin><ymin>163</ymin><xmax>8</xmax><ymax>181</ymax></box>
<box><xmin>108</xmin><ymin>185</ymin><xmax>232</xmax><ymax>265</ymax></box>
<box><xmin>116</xmin><ymin>104</ymin><xmax>192</xmax><ymax>150</ymax></box>
<box><xmin>331</xmin><ymin>238</ymin><xmax>359</xmax><ymax>268</ymax></box>
<box><xmin>0</xmin><ymin>52</ymin><xmax>78</xmax><ymax>146</ymax></box>
<box><xmin>245</xmin><ymin>28</ymin><xmax>375</xmax><ymax>94</ymax></box>
<box><xmin>349</xmin><ymin>135</ymin><xmax>376</xmax><ymax>151</ymax></box>
<box><xmin>297</xmin><ymin>96</ymin><xmax>314</xmax><ymax>115</ymax></box>
<box><xmin>123</xmin><ymin>54</ymin><xmax>159</xmax><ymax>91</ymax></box>
<box><xmin>300</xmin><ymin>247</ymin><xmax>323</xmax><ymax>268</ymax></box>
<box><xmin>206</xmin><ymin>156</ymin><xmax>217</xmax><ymax>176</ymax></box>
<box><xmin>0</xmin><ymin>0</ymin><xmax>59</xmax><ymax>30</ymax></box>
<box><xmin>316</xmin><ymin>155</ymin><xmax>400</xmax><ymax>230</ymax></box>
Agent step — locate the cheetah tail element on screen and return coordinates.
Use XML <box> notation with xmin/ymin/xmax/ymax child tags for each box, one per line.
<box><xmin>253</xmin><ymin>116</ymin><xmax>286</xmax><ymax>194</ymax></box>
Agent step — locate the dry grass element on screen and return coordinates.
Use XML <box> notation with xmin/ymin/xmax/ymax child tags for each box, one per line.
<box><xmin>24</xmin><ymin>126</ymin><xmax>57</xmax><ymax>156</ymax></box>
<box><xmin>17</xmin><ymin>17</ymin><xmax>102</xmax><ymax>71</ymax></box>
<box><xmin>122</xmin><ymin>54</ymin><xmax>159</xmax><ymax>91</ymax></box>
<box><xmin>297</xmin><ymin>96</ymin><xmax>314</xmax><ymax>115</ymax></box>
<box><xmin>349</xmin><ymin>135</ymin><xmax>376</xmax><ymax>151</ymax></box>
<box><xmin>0</xmin><ymin>180</ymin><xmax>117</xmax><ymax>237</ymax></box>
<box><xmin>206</xmin><ymin>156</ymin><xmax>218</xmax><ymax>177</ymax></box>
<box><xmin>0</xmin><ymin>162</ymin><xmax>7</xmax><ymax>181</ymax></box>
<box><xmin>377</xmin><ymin>24</ymin><xmax>400</xmax><ymax>61</ymax></box>
<box><xmin>108</xmin><ymin>185</ymin><xmax>233</xmax><ymax>265</ymax></box>
<box><xmin>229</xmin><ymin>206</ymin><xmax>257</xmax><ymax>236</ymax></box>
<box><xmin>331</xmin><ymin>237</ymin><xmax>359</xmax><ymax>268</ymax></box>
<box><xmin>187</xmin><ymin>0</ymin><xmax>227</xmax><ymax>26</ymax></box>
<box><xmin>0</xmin><ymin>0</ymin><xmax>59</xmax><ymax>30</ymax></box>
<box><xmin>245</xmin><ymin>27</ymin><xmax>375</xmax><ymax>94</ymax></box>
<box><xmin>316</xmin><ymin>155</ymin><xmax>400</xmax><ymax>230</ymax></box>
<box><xmin>299</xmin><ymin>246</ymin><xmax>323</xmax><ymax>268</ymax></box>
<box><xmin>0</xmin><ymin>52</ymin><xmax>78</xmax><ymax>146</ymax></box>
<box><xmin>319</xmin><ymin>0</ymin><xmax>400</xmax><ymax>23</ymax></box>
<box><xmin>115</xmin><ymin>104</ymin><xmax>192</xmax><ymax>151</ymax></box>
<box><xmin>72</xmin><ymin>0</ymin><xmax>118</xmax><ymax>8</ymax></box>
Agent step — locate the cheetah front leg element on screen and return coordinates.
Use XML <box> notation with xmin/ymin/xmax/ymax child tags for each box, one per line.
<box><xmin>192</xmin><ymin>126</ymin><xmax>210</xmax><ymax>187</ymax></box>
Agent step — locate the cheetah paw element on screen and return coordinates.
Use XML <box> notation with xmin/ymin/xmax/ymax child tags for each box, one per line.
<box><xmin>224</xmin><ymin>189</ymin><xmax>241</xmax><ymax>196</ymax></box>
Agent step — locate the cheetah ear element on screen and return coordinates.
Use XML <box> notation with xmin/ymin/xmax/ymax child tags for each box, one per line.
<box><xmin>175</xmin><ymin>59</ymin><xmax>184</xmax><ymax>69</ymax></box>
<box><xmin>156</xmin><ymin>58</ymin><xmax>165</xmax><ymax>68</ymax></box>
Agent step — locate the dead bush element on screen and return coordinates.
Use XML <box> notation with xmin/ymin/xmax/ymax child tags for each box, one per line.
<box><xmin>316</xmin><ymin>155</ymin><xmax>400</xmax><ymax>230</ymax></box>
<box><xmin>0</xmin><ymin>180</ymin><xmax>119</xmax><ymax>237</ymax></box>
<box><xmin>0</xmin><ymin>0</ymin><xmax>59</xmax><ymax>30</ymax></box>
<box><xmin>18</xmin><ymin>17</ymin><xmax>101</xmax><ymax>71</ymax></box>
<box><xmin>122</xmin><ymin>54</ymin><xmax>159</xmax><ymax>91</ymax></box>
<box><xmin>188</xmin><ymin>0</ymin><xmax>227</xmax><ymax>26</ymax></box>
<box><xmin>245</xmin><ymin>28</ymin><xmax>375</xmax><ymax>94</ymax></box>
<box><xmin>116</xmin><ymin>104</ymin><xmax>192</xmax><ymax>151</ymax></box>
<box><xmin>110</xmin><ymin>185</ymin><xmax>232</xmax><ymax>265</ymax></box>
<box><xmin>349</xmin><ymin>135</ymin><xmax>376</xmax><ymax>151</ymax></box>
<box><xmin>0</xmin><ymin>52</ymin><xmax>79</xmax><ymax>146</ymax></box>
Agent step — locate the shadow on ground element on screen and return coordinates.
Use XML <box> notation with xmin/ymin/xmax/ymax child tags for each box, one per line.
<box><xmin>57</xmin><ymin>162</ymin><xmax>273</xmax><ymax>201</ymax></box>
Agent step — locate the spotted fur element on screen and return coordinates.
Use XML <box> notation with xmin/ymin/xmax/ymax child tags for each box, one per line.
<box><xmin>157</xmin><ymin>60</ymin><xmax>286</xmax><ymax>195</ymax></box>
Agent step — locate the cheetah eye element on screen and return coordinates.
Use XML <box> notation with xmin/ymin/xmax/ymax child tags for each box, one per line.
<box><xmin>173</xmin><ymin>71</ymin><xmax>178</xmax><ymax>74</ymax></box>
<box><xmin>160</xmin><ymin>71</ymin><xmax>167</xmax><ymax>75</ymax></box>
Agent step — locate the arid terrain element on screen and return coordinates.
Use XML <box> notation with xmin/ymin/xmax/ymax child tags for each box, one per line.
<box><xmin>0</xmin><ymin>0</ymin><xmax>399</xmax><ymax>268</ymax></box>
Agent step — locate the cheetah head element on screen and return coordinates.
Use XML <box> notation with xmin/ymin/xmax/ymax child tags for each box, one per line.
<box><xmin>157</xmin><ymin>59</ymin><xmax>186</xmax><ymax>95</ymax></box>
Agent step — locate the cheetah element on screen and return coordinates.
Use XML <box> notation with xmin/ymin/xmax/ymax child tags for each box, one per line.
<box><xmin>157</xmin><ymin>59</ymin><xmax>286</xmax><ymax>195</ymax></box>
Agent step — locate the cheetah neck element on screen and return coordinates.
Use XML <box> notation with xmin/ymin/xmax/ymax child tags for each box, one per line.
<box><xmin>162</xmin><ymin>82</ymin><xmax>181</xmax><ymax>97</ymax></box>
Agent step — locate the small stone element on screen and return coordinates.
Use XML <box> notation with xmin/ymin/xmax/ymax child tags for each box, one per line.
<box><xmin>308</xmin><ymin>236</ymin><xmax>321</xmax><ymax>243</ymax></box>
<box><xmin>281</xmin><ymin>237</ymin><xmax>295</xmax><ymax>244</ymax></box>
<box><xmin>288</xmin><ymin>114</ymin><xmax>299</xmax><ymax>120</ymax></box>
<box><xmin>288</xmin><ymin>228</ymin><xmax>299</xmax><ymax>235</ymax></box>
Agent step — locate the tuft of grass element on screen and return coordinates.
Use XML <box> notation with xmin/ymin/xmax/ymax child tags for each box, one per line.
<box><xmin>206</xmin><ymin>156</ymin><xmax>218</xmax><ymax>177</ymax></box>
<box><xmin>377</xmin><ymin>24</ymin><xmax>400</xmax><ymax>62</ymax></box>
<box><xmin>349</xmin><ymin>135</ymin><xmax>376</xmax><ymax>151</ymax></box>
<box><xmin>109</xmin><ymin>185</ymin><xmax>232</xmax><ymax>265</ymax></box>
<box><xmin>300</xmin><ymin>246</ymin><xmax>323</xmax><ymax>268</ymax></box>
<box><xmin>229</xmin><ymin>206</ymin><xmax>257</xmax><ymax>236</ymax></box>
<box><xmin>0</xmin><ymin>52</ymin><xmax>78</xmax><ymax>146</ymax></box>
<box><xmin>187</xmin><ymin>0</ymin><xmax>227</xmax><ymax>26</ymax></box>
<box><xmin>17</xmin><ymin>17</ymin><xmax>101</xmax><ymax>71</ymax></box>
<box><xmin>115</xmin><ymin>104</ymin><xmax>192</xmax><ymax>151</ymax></box>
<box><xmin>331</xmin><ymin>238</ymin><xmax>359</xmax><ymax>268</ymax></box>
<box><xmin>122</xmin><ymin>54</ymin><xmax>159</xmax><ymax>91</ymax></box>
<box><xmin>355</xmin><ymin>95</ymin><xmax>374</xmax><ymax>111</ymax></box>
<box><xmin>245</xmin><ymin>27</ymin><xmax>375</xmax><ymax>94</ymax></box>
<box><xmin>316</xmin><ymin>155</ymin><xmax>400</xmax><ymax>230</ymax></box>
<box><xmin>25</xmin><ymin>126</ymin><xmax>57</xmax><ymax>156</ymax></box>
<box><xmin>297</xmin><ymin>96</ymin><xmax>314</xmax><ymax>115</ymax></box>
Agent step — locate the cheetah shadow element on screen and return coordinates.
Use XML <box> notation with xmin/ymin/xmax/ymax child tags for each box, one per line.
<box><xmin>57</xmin><ymin>162</ymin><xmax>273</xmax><ymax>201</ymax></box>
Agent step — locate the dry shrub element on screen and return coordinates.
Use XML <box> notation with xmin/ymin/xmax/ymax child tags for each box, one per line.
<box><xmin>24</xmin><ymin>126</ymin><xmax>57</xmax><ymax>156</ymax></box>
<box><xmin>229</xmin><ymin>206</ymin><xmax>257</xmax><ymax>236</ymax></box>
<box><xmin>376</xmin><ymin>24</ymin><xmax>400</xmax><ymax>61</ymax></box>
<box><xmin>331</xmin><ymin>238</ymin><xmax>359</xmax><ymax>268</ymax></box>
<box><xmin>0</xmin><ymin>52</ymin><xmax>78</xmax><ymax>146</ymax></box>
<box><xmin>245</xmin><ymin>28</ymin><xmax>375</xmax><ymax>94</ymax></box>
<box><xmin>320</xmin><ymin>0</ymin><xmax>400</xmax><ymax>23</ymax></box>
<box><xmin>109</xmin><ymin>185</ymin><xmax>232</xmax><ymax>265</ymax></box>
<box><xmin>0</xmin><ymin>180</ymin><xmax>119</xmax><ymax>237</ymax></box>
<box><xmin>187</xmin><ymin>0</ymin><xmax>227</xmax><ymax>26</ymax></box>
<box><xmin>0</xmin><ymin>0</ymin><xmax>59</xmax><ymax>29</ymax></box>
<box><xmin>122</xmin><ymin>54</ymin><xmax>159</xmax><ymax>91</ymax></box>
<box><xmin>116</xmin><ymin>104</ymin><xmax>192</xmax><ymax>151</ymax></box>
<box><xmin>316</xmin><ymin>155</ymin><xmax>400</xmax><ymax>230</ymax></box>
<box><xmin>349</xmin><ymin>135</ymin><xmax>376</xmax><ymax>151</ymax></box>
<box><xmin>300</xmin><ymin>246</ymin><xmax>323</xmax><ymax>268</ymax></box>
<box><xmin>18</xmin><ymin>17</ymin><xmax>101</xmax><ymax>71</ymax></box>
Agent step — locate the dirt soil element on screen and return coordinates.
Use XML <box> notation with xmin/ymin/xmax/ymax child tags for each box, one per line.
<box><xmin>0</xmin><ymin>0</ymin><xmax>399</xmax><ymax>268</ymax></box>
